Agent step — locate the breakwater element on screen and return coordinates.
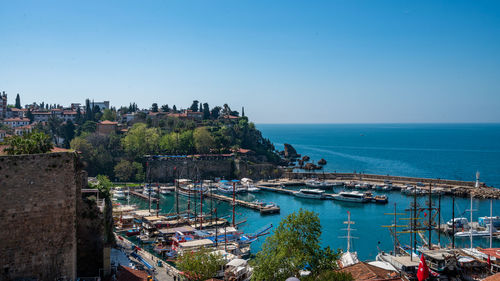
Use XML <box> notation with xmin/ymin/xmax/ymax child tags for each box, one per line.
<box><xmin>281</xmin><ymin>172</ymin><xmax>500</xmax><ymax>199</ymax></box>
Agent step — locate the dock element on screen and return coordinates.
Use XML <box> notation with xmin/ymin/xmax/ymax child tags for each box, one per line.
<box><xmin>257</xmin><ymin>185</ymin><xmax>296</xmax><ymax>195</ymax></box>
<box><xmin>129</xmin><ymin>190</ymin><xmax>159</xmax><ymax>202</ymax></box>
<box><xmin>203</xmin><ymin>192</ymin><xmax>280</xmax><ymax>215</ymax></box>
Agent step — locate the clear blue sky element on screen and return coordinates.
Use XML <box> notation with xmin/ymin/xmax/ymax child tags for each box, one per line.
<box><xmin>1</xmin><ymin>0</ymin><xmax>499</xmax><ymax>123</ymax></box>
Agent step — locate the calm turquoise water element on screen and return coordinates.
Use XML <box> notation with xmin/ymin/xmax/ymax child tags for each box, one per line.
<box><xmin>121</xmin><ymin>124</ymin><xmax>500</xmax><ymax>261</ymax></box>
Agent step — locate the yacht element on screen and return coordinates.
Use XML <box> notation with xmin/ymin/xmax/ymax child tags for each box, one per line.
<box><xmin>478</xmin><ymin>216</ymin><xmax>500</xmax><ymax>228</ymax></box>
<box><xmin>241</xmin><ymin>178</ymin><xmax>260</xmax><ymax>192</ymax></box>
<box><xmin>454</xmin><ymin>226</ymin><xmax>495</xmax><ymax>238</ymax></box>
<box><xmin>217</xmin><ymin>180</ymin><xmax>247</xmax><ymax>194</ymax></box>
<box><xmin>305</xmin><ymin>179</ymin><xmax>335</xmax><ymax>189</ymax></box>
<box><xmin>113</xmin><ymin>189</ymin><xmax>126</xmax><ymax>200</ymax></box>
<box><xmin>142</xmin><ymin>187</ymin><xmax>157</xmax><ymax>197</ymax></box>
<box><xmin>331</xmin><ymin>191</ymin><xmax>369</xmax><ymax>203</ymax></box>
<box><xmin>159</xmin><ymin>186</ymin><xmax>173</xmax><ymax>194</ymax></box>
<box><xmin>294</xmin><ymin>189</ymin><xmax>325</xmax><ymax>199</ymax></box>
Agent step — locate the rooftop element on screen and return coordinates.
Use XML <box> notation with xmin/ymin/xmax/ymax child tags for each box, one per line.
<box><xmin>339</xmin><ymin>262</ymin><xmax>401</xmax><ymax>280</ymax></box>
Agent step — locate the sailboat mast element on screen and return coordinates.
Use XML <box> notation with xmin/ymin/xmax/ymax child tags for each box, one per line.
<box><xmin>175</xmin><ymin>168</ymin><xmax>179</xmax><ymax>220</ymax></box>
<box><xmin>200</xmin><ymin>181</ymin><xmax>203</xmax><ymax>230</ymax></box>
<box><xmin>438</xmin><ymin>193</ymin><xmax>441</xmax><ymax>247</ymax></box>
<box><xmin>452</xmin><ymin>195</ymin><xmax>455</xmax><ymax>248</ymax></box>
<box><xmin>490</xmin><ymin>199</ymin><xmax>493</xmax><ymax>248</ymax></box>
<box><xmin>232</xmin><ymin>181</ymin><xmax>236</xmax><ymax>227</ymax></box>
<box><xmin>347</xmin><ymin>211</ymin><xmax>351</xmax><ymax>252</ymax></box>
<box><xmin>428</xmin><ymin>183</ymin><xmax>432</xmax><ymax>248</ymax></box>
<box><xmin>393</xmin><ymin>203</ymin><xmax>397</xmax><ymax>255</ymax></box>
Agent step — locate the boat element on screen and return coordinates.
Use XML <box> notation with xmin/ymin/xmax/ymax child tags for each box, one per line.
<box><xmin>446</xmin><ymin>217</ymin><xmax>469</xmax><ymax>229</ymax></box>
<box><xmin>217</xmin><ymin>180</ymin><xmax>247</xmax><ymax>194</ymax></box>
<box><xmin>354</xmin><ymin>182</ymin><xmax>372</xmax><ymax>189</ymax></box>
<box><xmin>454</xmin><ymin>227</ymin><xmax>494</xmax><ymax>238</ymax></box>
<box><xmin>478</xmin><ymin>216</ymin><xmax>500</xmax><ymax>228</ymax></box>
<box><xmin>113</xmin><ymin>190</ymin><xmax>126</xmax><ymax>199</ymax></box>
<box><xmin>159</xmin><ymin>186</ymin><xmax>174</xmax><ymax>194</ymax></box>
<box><xmin>305</xmin><ymin>179</ymin><xmax>335</xmax><ymax>189</ymax></box>
<box><xmin>252</xmin><ymin>200</ymin><xmax>278</xmax><ymax>209</ymax></box>
<box><xmin>331</xmin><ymin>191</ymin><xmax>369</xmax><ymax>203</ymax></box>
<box><xmin>126</xmin><ymin>228</ymin><xmax>141</xmax><ymax>237</ymax></box>
<box><xmin>241</xmin><ymin>178</ymin><xmax>260</xmax><ymax>192</ymax></box>
<box><xmin>294</xmin><ymin>188</ymin><xmax>325</xmax><ymax>199</ymax></box>
<box><xmin>339</xmin><ymin>211</ymin><xmax>359</xmax><ymax>268</ymax></box>
<box><xmin>142</xmin><ymin>187</ymin><xmax>157</xmax><ymax>197</ymax></box>
<box><xmin>373</xmin><ymin>195</ymin><xmax>389</xmax><ymax>204</ymax></box>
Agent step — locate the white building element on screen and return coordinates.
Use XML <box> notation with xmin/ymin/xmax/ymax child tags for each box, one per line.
<box><xmin>3</xmin><ymin>118</ymin><xmax>30</xmax><ymax>128</ymax></box>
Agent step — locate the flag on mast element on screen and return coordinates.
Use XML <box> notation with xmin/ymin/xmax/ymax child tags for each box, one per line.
<box><xmin>417</xmin><ymin>254</ymin><xmax>430</xmax><ymax>281</ymax></box>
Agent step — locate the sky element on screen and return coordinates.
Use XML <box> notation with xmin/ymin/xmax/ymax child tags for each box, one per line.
<box><xmin>1</xmin><ymin>0</ymin><xmax>499</xmax><ymax>123</ymax></box>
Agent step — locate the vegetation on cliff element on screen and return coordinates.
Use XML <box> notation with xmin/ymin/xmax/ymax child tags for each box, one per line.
<box><xmin>2</xmin><ymin>132</ymin><xmax>53</xmax><ymax>155</ymax></box>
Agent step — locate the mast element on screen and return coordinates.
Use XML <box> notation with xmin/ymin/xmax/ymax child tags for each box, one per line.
<box><xmin>215</xmin><ymin>207</ymin><xmax>218</xmax><ymax>247</ymax></box>
<box><xmin>232</xmin><ymin>181</ymin><xmax>236</xmax><ymax>227</ymax></box>
<box><xmin>413</xmin><ymin>187</ymin><xmax>417</xmax><ymax>259</ymax></box>
<box><xmin>200</xmin><ymin>181</ymin><xmax>203</xmax><ymax>230</ymax></box>
<box><xmin>175</xmin><ymin>167</ymin><xmax>179</xmax><ymax>220</ymax></box>
<box><xmin>147</xmin><ymin>160</ymin><xmax>151</xmax><ymax>213</ymax></box>
<box><xmin>469</xmin><ymin>171</ymin><xmax>479</xmax><ymax>249</ymax></box>
<box><xmin>490</xmin><ymin>199</ymin><xmax>493</xmax><ymax>248</ymax></box>
<box><xmin>393</xmin><ymin>204</ymin><xmax>397</xmax><ymax>255</ymax></box>
<box><xmin>156</xmin><ymin>182</ymin><xmax>160</xmax><ymax>217</ymax></box>
<box><xmin>428</xmin><ymin>184</ymin><xmax>432</xmax><ymax>248</ymax></box>
<box><xmin>438</xmin><ymin>193</ymin><xmax>441</xmax><ymax>247</ymax></box>
<box><xmin>452</xmin><ymin>195</ymin><xmax>455</xmax><ymax>248</ymax></box>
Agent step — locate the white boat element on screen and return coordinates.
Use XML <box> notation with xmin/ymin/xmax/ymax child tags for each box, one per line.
<box><xmin>454</xmin><ymin>227</ymin><xmax>494</xmax><ymax>238</ymax></box>
<box><xmin>113</xmin><ymin>190</ymin><xmax>126</xmax><ymax>199</ymax></box>
<box><xmin>294</xmin><ymin>189</ymin><xmax>325</xmax><ymax>199</ymax></box>
<box><xmin>446</xmin><ymin>217</ymin><xmax>469</xmax><ymax>229</ymax></box>
<box><xmin>331</xmin><ymin>191</ymin><xmax>369</xmax><ymax>203</ymax></box>
<box><xmin>142</xmin><ymin>187</ymin><xmax>157</xmax><ymax>197</ymax></box>
<box><xmin>217</xmin><ymin>180</ymin><xmax>247</xmax><ymax>194</ymax></box>
<box><xmin>478</xmin><ymin>216</ymin><xmax>500</xmax><ymax>228</ymax></box>
<box><xmin>241</xmin><ymin>178</ymin><xmax>260</xmax><ymax>192</ymax></box>
<box><xmin>354</xmin><ymin>182</ymin><xmax>371</xmax><ymax>189</ymax></box>
<box><xmin>159</xmin><ymin>186</ymin><xmax>173</xmax><ymax>194</ymax></box>
<box><xmin>305</xmin><ymin>179</ymin><xmax>335</xmax><ymax>189</ymax></box>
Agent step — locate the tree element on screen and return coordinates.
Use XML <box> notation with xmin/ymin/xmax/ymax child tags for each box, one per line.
<box><xmin>242</xmin><ymin>106</ymin><xmax>245</xmax><ymax>117</ymax></box>
<box><xmin>190</xmin><ymin>100</ymin><xmax>199</xmax><ymax>112</ymax></box>
<box><xmin>151</xmin><ymin>103</ymin><xmax>159</xmax><ymax>112</ymax></box>
<box><xmin>132</xmin><ymin>161</ymin><xmax>144</xmax><ymax>182</ymax></box>
<box><xmin>26</xmin><ymin>109</ymin><xmax>34</xmax><ymax>123</ymax></box>
<box><xmin>210</xmin><ymin>106</ymin><xmax>221</xmax><ymax>119</ymax></box>
<box><xmin>203</xmin><ymin>103</ymin><xmax>210</xmax><ymax>120</ymax></box>
<box><xmin>61</xmin><ymin>120</ymin><xmax>76</xmax><ymax>148</ymax></box>
<box><xmin>193</xmin><ymin>127</ymin><xmax>214</xmax><ymax>154</ymax></box>
<box><xmin>176</xmin><ymin>247</ymin><xmax>225</xmax><ymax>281</ymax></box>
<box><xmin>82</xmin><ymin>120</ymin><xmax>97</xmax><ymax>133</ymax></box>
<box><xmin>121</xmin><ymin>123</ymin><xmax>160</xmax><ymax>159</ymax></box>
<box><xmin>75</xmin><ymin>108</ymin><xmax>83</xmax><ymax>125</ymax></box>
<box><xmin>4</xmin><ymin>132</ymin><xmax>53</xmax><ymax>155</ymax></box>
<box><xmin>101</xmin><ymin>108</ymin><xmax>115</xmax><ymax>121</ymax></box>
<box><xmin>15</xmin><ymin>93</ymin><xmax>21</xmax><ymax>109</ymax></box>
<box><xmin>114</xmin><ymin>160</ymin><xmax>134</xmax><ymax>182</ymax></box>
<box><xmin>161</xmin><ymin>104</ymin><xmax>170</xmax><ymax>112</ymax></box>
<box><xmin>85</xmin><ymin>99</ymin><xmax>93</xmax><ymax>121</ymax></box>
<box><xmin>252</xmin><ymin>209</ymin><xmax>340</xmax><ymax>280</ymax></box>
<box><xmin>172</xmin><ymin>105</ymin><xmax>177</xmax><ymax>112</ymax></box>
<box><xmin>199</xmin><ymin>103</ymin><xmax>203</xmax><ymax>113</ymax></box>
<box><xmin>47</xmin><ymin>115</ymin><xmax>63</xmax><ymax>145</ymax></box>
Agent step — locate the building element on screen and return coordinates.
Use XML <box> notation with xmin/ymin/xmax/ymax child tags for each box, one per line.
<box><xmin>339</xmin><ymin>262</ymin><xmax>402</xmax><ymax>280</ymax></box>
<box><xmin>32</xmin><ymin>111</ymin><xmax>51</xmax><ymax>122</ymax></box>
<box><xmin>0</xmin><ymin>91</ymin><xmax>7</xmax><ymax>119</ymax></box>
<box><xmin>97</xmin><ymin>120</ymin><xmax>118</xmax><ymax>135</ymax></box>
<box><xmin>6</xmin><ymin>108</ymin><xmax>27</xmax><ymax>119</ymax></box>
<box><xmin>92</xmin><ymin>101</ymin><xmax>110</xmax><ymax>111</ymax></box>
<box><xmin>14</xmin><ymin>124</ymin><xmax>34</xmax><ymax>136</ymax></box>
<box><xmin>3</xmin><ymin>118</ymin><xmax>30</xmax><ymax>128</ymax></box>
<box><xmin>0</xmin><ymin>130</ymin><xmax>6</xmax><ymax>142</ymax></box>
<box><xmin>62</xmin><ymin>110</ymin><xmax>77</xmax><ymax>122</ymax></box>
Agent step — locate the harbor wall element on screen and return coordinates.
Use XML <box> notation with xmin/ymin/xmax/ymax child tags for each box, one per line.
<box><xmin>148</xmin><ymin>157</ymin><xmax>280</xmax><ymax>181</ymax></box>
<box><xmin>283</xmin><ymin>171</ymin><xmax>486</xmax><ymax>188</ymax></box>
<box><xmin>0</xmin><ymin>152</ymin><xmax>79</xmax><ymax>280</ymax></box>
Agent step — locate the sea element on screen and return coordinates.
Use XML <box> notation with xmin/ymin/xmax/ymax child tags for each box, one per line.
<box><xmin>123</xmin><ymin>123</ymin><xmax>500</xmax><ymax>261</ymax></box>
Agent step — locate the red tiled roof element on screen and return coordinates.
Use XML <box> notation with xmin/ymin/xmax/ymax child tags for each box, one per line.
<box><xmin>33</xmin><ymin>111</ymin><xmax>51</xmax><ymax>115</ymax></box>
<box><xmin>0</xmin><ymin>146</ymin><xmax>71</xmax><ymax>155</ymax></box>
<box><xmin>339</xmin><ymin>262</ymin><xmax>401</xmax><ymax>280</ymax></box>
<box><xmin>100</xmin><ymin>120</ymin><xmax>118</xmax><ymax>125</ymax></box>
<box><xmin>116</xmin><ymin>265</ymin><xmax>149</xmax><ymax>281</ymax></box>
<box><xmin>10</xmin><ymin>108</ymin><xmax>27</xmax><ymax>112</ymax></box>
<box><xmin>223</xmin><ymin>115</ymin><xmax>239</xmax><ymax>119</ymax></box>
<box><xmin>3</xmin><ymin>118</ymin><xmax>30</xmax><ymax>122</ymax></box>
<box><xmin>63</xmin><ymin>111</ymin><xmax>77</xmax><ymax>115</ymax></box>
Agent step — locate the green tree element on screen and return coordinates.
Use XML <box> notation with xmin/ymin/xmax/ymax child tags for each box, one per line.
<box><xmin>75</xmin><ymin>108</ymin><xmax>83</xmax><ymax>125</ymax></box>
<box><xmin>47</xmin><ymin>115</ymin><xmax>63</xmax><ymax>145</ymax></box>
<box><xmin>252</xmin><ymin>209</ymin><xmax>340</xmax><ymax>281</ymax></box>
<box><xmin>4</xmin><ymin>132</ymin><xmax>53</xmax><ymax>155</ymax></box>
<box><xmin>101</xmin><ymin>108</ymin><xmax>116</xmax><ymax>121</ymax></box>
<box><xmin>203</xmin><ymin>103</ymin><xmax>210</xmax><ymax>119</ymax></box>
<box><xmin>151</xmin><ymin>103</ymin><xmax>159</xmax><ymax>112</ymax></box>
<box><xmin>15</xmin><ymin>93</ymin><xmax>21</xmax><ymax>109</ymax></box>
<box><xmin>61</xmin><ymin>120</ymin><xmax>76</xmax><ymax>148</ymax></box>
<box><xmin>132</xmin><ymin>161</ymin><xmax>145</xmax><ymax>182</ymax></box>
<box><xmin>114</xmin><ymin>159</ymin><xmax>134</xmax><ymax>181</ymax></box>
<box><xmin>190</xmin><ymin>100</ymin><xmax>199</xmax><ymax>112</ymax></box>
<box><xmin>172</xmin><ymin>105</ymin><xmax>177</xmax><ymax>112</ymax></box>
<box><xmin>82</xmin><ymin>120</ymin><xmax>97</xmax><ymax>133</ymax></box>
<box><xmin>26</xmin><ymin>109</ymin><xmax>34</xmax><ymax>123</ymax></box>
<box><xmin>193</xmin><ymin>127</ymin><xmax>214</xmax><ymax>154</ymax></box>
<box><xmin>210</xmin><ymin>106</ymin><xmax>221</xmax><ymax>119</ymax></box>
<box><xmin>161</xmin><ymin>104</ymin><xmax>170</xmax><ymax>112</ymax></box>
<box><xmin>176</xmin><ymin>247</ymin><xmax>225</xmax><ymax>281</ymax></box>
<box><xmin>122</xmin><ymin>123</ymin><xmax>160</xmax><ymax>159</ymax></box>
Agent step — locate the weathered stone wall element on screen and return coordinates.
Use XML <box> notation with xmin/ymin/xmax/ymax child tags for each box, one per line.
<box><xmin>148</xmin><ymin>157</ymin><xmax>282</xmax><ymax>181</ymax></box>
<box><xmin>0</xmin><ymin>152</ymin><xmax>79</xmax><ymax>280</ymax></box>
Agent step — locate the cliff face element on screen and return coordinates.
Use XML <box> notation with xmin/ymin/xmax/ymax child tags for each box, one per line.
<box><xmin>77</xmin><ymin>193</ymin><xmax>104</xmax><ymax>277</ymax></box>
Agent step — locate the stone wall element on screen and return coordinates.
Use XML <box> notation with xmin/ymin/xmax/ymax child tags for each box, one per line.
<box><xmin>148</xmin><ymin>157</ymin><xmax>281</xmax><ymax>182</ymax></box>
<box><xmin>0</xmin><ymin>152</ymin><xmax>79</xmax><ymax>280</ymax></box>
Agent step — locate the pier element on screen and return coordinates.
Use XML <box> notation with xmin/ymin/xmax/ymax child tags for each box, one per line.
<box><xmin>129</xmin><ymin>190</ymin><xmax>159</xmax><ymax>202</ymax></box>
<box><xmin>203</xmin><ymin>192</ymin><xmax>280</xmax><ymax>215</ymax></box>
<box><xmin>257</xmin><ymin>185</ymin><xmax>296</xmax><ymax>195</ymax></box>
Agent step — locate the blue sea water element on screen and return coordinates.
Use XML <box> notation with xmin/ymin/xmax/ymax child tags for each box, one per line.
<box><xmin>122</xmin><ymin>123</ymin><xmax>500</xmax><ymax>261</ymax></box>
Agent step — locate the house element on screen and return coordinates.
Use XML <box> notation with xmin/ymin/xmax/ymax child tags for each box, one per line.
<box><xmin>97</xmin><ymin>120</ymin><xmax>118</xmax><ymax>135</ymax></box>
<box><xmin>0</xmin><ymin>92</ymin><xmax>7</xmax><ymax>119</ymax></box>
<box><xmin>3</xmin><ymin>118</ymin><xmax>30</xmax><ymax>128</ymax></box>
<box><xmin>186</xmin><ymin>110</ymin><xmax>203</xmax><ymax>121</ymax></box>
<box><xmin>0</xmin><ymin>130</ymin><xmax>6</xmax><ymax>142</ymax></box>
<box><xmin>115</xmin><ymin>265</ymin><xmax>150</xmax><ymax>281</ymax></box>
<box><xmin>14</xmin><ymin>124</ymin><xmax>34</xmax><ymax>136</ymax></box>
<box><xmin>61</xmin><ymin>110</ymin><xmax>77</xmax><ymax>122</ymax></box>
<box><xmin>92</xmin><ymin>101</ymin><xmax>110</xmax><ymax>111</ymax></box>
<box><xmin>32</xmin><ymin>111</ymin><xmax>52</xmax><ymax>122</ymax></box>
<box><xmin>339</xmin><ymin>262</ymin><xmax>402</xmax><ymax>280</ymax></box>
<box><xmin>6</xmin><ymin>108</ymin><xmax>27</xmax><ymax>118</ymax></box>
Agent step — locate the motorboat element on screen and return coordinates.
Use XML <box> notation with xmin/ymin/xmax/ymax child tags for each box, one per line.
<box><xmin>294</xmin><ymin>188</ymin><xmax>325</xmax><ymax>199</ymax></box>
<box><xmin>478</xmin><ymin>216</ymin><xmax>500</xmax><ymax>228</ymax></box>
<box><xmin>241</xmin><ymin>178</ymin><xmax>260</xmax><ymax>192</ymax></box>
<box><xmin>331</xmin><ymin>191</ymin><xmax>369</xmax><ymax>203</ymax></box>
<box><xmin>305</xmin><ymin>179</ymin><xmax>335</xmax><ymax>189</ymax></box>
<box><xmin>142</xmin><ymin>187</ymin><xmax>157</xmax><ymax>197</ymax></box>
<box><xmin>446</xmin><ymin>218</ymin><xmax>469</xmax><ymax>229</ymax></box>
<box><xmin>217</xmin><ymin>180</ymin><xmax>247</xmax><ymax>194</ymax></box>
<box><xmin>113</xmin><ymin>190</ymin><xmax>126</xmax><ymax>199</ymax></box>
<box><xmin>454</xmin><ymin>227</ymin><xmax>494</xmax><ymax>237</ymax></box>
<box><xmin>355</xmin><ymin>182</ymin><xmax>372</xmax><ymax>189</ymax></box>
